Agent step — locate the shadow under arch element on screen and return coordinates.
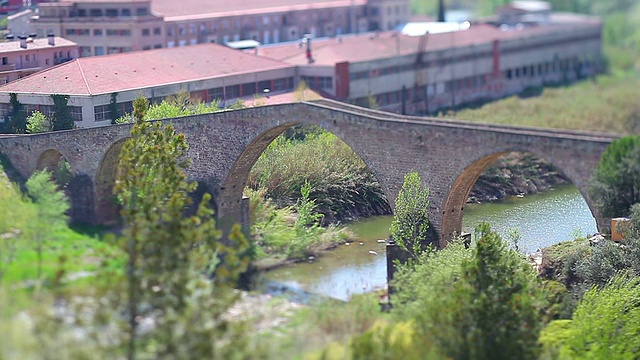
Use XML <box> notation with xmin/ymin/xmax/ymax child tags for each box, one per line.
<box><xmin>94</xmin><ymin>138</ymin><xmax>129</xmax><ymax>226</ymax></box>
<box><xmin>36</xmin><ymin>148</ymin><xmax>72</xmax><ymax>174</ymax></box>
<box><xmin>439</xmin><ymin>149</ymin><xmax>600</xmax><ymax>248</ymax></box>
<box><xmin>216</xmin><ymin>121</ymin><xmax>390</xmax><ymax>234</ymax></box>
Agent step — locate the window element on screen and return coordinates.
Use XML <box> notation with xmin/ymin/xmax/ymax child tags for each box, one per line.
<box><xmin>77</xmin><ymin>9</ymin><xmax>86</xmax><ymax>17</ymax></box>
<box><xmin>94</xmin><ymin>104</ymin><xmax>110</xmax><ymax>121</ymax></box>
<box><xmin>0</xmin><ymin>103</ymin><xmax>11</xmax><ymax>119</ymax></box>
<box><xmin>225</xmin><ymin>84</ymin><xmax>240</xmax><ymax>98</ymax></box>
<box><xmin>121</xmin><ymin>8</ymin><xmax>131</xmax><ymax>16</ymax></box>
<box><xmin>189</xmin><ymin>24</ymin><xmax>196</xmax><ymax>34</ymax></box>
<box><xmin>95</xmin><ymin>46</ymin><xmax>105</xmax><ymax>55</ymax></box>
<box><xmin>242</xmin><ymin>83</ymin><xmax>256</xmax><ymax>96</ymax></box>
<box><xmin>258</xmin><ymin>80</ymin><xmax>271</xmax><ymax>92</ymax></box>
<box><xmin>167</xmin><ymin>26</ymin><xmax>174</xmax><ymax>36</ymax></box>
<box><xmin>105</xmin><ymin>9</ymin><xmax>118</xmax><ymax>16</ymax></box>
<box><xmin>25</xmin><ymin>55</ymin><xmax>29</xmax><ymax>61</ymax></box>
<box><xmin>179</xmin><ymin>26</ymin><xmax>185</xmax><ymax>35</ymax></box>
<box><xmin>272</xmin><ymin>77</ymin><xmax>292</xmax><ymax>91</ymax></box>
<box><xmin>136</xmin><ymin>7</ymin><xmax>148</xmax><ymax>16</ymax></box>
<box><xmin>153</xmin><ymin>27</ymin><xmax>161</xmax><ymax>35</ymax></box>
<box><xmin>208</xmin><ymin>87</ymin><xmax>224</xmax><ymax>102</ymax></box>
<box><xmin>142</xmin><ymin>46</ymin><xmax>151</xmax><ymax>50</ymax></box>
<box><xmin>80</xmin><ymin>46</ymin><xmax>91</xmax><ymax>56</ymax></box>
<box><xmin>66</xmin><ymin>29</ymin><xmax>90</xmax><ymax>36</ymax></box>
<box><xmin>1</xmin><ymin>57</ymin><xmax>7</xmax><ymax>65</ymax></box>
<box><xmin>70</xmin><ymin>106</ymin><xmax>82</xmax><ymax>122</ymax></box>
<box><xmin>154</xmin><ymin>44</ymin><xmax>162</xmax><ymax>49</ymax></box>
<box><xmin>89</xmin><ymin>9</ymin><xmax>102</xmax><ymax>16</ymax></box>
<box><xmin>142</xmin><ymin>28</ymin><xmax>150</xmax><ymax>36</ymax></box>
<box><xmin>106</xmin><ymin>29</ymin><xmax>131</xmax><ymax>36</ymax></box>
<box><xmin>93</xmin><ymin>29</ymin><xmax>103</xmax><ymax>36</ymax></box>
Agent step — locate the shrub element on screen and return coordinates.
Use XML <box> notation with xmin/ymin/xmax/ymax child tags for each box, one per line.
<box><xmin>393</xmin><ymin>224</ymin><xmax>543</xmax><ymax>360</ymax></box>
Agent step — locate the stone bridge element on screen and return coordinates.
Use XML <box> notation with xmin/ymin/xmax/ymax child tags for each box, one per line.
<box><xmin>0</xmin><ymin>100</ymin><xmax>620</xmax><ymax>247</ymax></box>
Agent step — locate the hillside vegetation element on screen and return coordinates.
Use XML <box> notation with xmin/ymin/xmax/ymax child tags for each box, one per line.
<box><xmin>443</xmin><ymin>74</ymin><xmax>640</xmax><ymax>134</ymax></box>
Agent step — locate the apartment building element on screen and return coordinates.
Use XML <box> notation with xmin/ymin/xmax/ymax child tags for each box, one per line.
<box><xmin>0</xmin><ymin>35</ymin><xmax>77</xmax><ymax>84</ymax></box>
<box><xmin>27</xmin><ymin>0</ymin><xmax>411</xmax><ymax>57</ymax></box>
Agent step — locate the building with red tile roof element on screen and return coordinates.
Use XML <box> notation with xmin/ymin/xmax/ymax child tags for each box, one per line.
<box><xmin>0</xmin><ymin>6</ymin><xmax>603</xmax><ymax>127</ymax></box>
<box><xmin>28</xmin><ymin>0</ymin><xmax>410</xmax><ymax>57</ymax></box>
<box><xmin>0</xmin><ymin>43</ymin><xmax>296</xmax><ymax>126</ymax></box>
<box><xmin>0</xmin><ymin>35</ymin><xmax>77</xmax><ymax>84</ymax></box>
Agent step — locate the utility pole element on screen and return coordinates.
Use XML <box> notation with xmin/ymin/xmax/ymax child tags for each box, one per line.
<box><xmin>438</xmin><ymin>0</ymin><xmax>446</xmax><ymax>22</ymax></box>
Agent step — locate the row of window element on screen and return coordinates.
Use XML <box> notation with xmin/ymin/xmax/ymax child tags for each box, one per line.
<box><xmin>505</xmin><ymin>58</ymin><xmax>585</xmax><ymax>80</ymax></box>
<box><xmin>206</xmin><ymin>77</ymin><xmax>294</xmax><ymax>103</ymax></box>
<box><xmin>94</xmin><ymin>101</ymin><xmax>133</xmax><ymax>122</ymax></box>
<box><xmin>66</xmin><ymin>28</ymin><xmax>133</xmax><ymax>36</ymax></box>
<box><xmin>300</xmin><ymin>76</ymin><xmax>333</xmax><ymax>90</ymax></box>
<box><xmin>70</xmin><ymin>7</ymin><xmax>149</xmax><ymax>18</ymax></box>
<box><xmin>0</xmin><ymin>104</ymin><xmax>82</xmax><ymax>122</ymax></box>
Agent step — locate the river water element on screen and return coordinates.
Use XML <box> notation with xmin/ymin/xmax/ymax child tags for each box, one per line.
<box><xmin>261</xmin><ymin>184</ymin><xmax>597</xmax><ymax>301</ymax></box>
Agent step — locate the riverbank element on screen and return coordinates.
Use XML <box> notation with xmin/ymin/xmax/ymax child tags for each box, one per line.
<box><xmin>469</xmin><ymin>152</ymin><xmax>569</xmax><ymax>204</ymax></box>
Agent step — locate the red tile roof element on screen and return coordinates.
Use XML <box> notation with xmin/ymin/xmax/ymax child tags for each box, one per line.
<box><xmin>0</xmin><ymin>43</ymin><xmax>293</xmax><ymax>96</ymax></box>
<box><xmin>255</xmin><ymin>21</ymin><xmax>598</xmax><ymax>66</ymax></box>
<box><xmin>0</xmin><ymin>37</ymin><xmax>76</xmax><ymax>52</ymax></box>
<box><xmin>152</xmin><ymin>0</ymin><xmax>367</xmax><ymax>21</ymax></box>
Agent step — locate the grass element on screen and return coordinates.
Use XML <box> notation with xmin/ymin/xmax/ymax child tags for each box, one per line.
<box><xmin>442</xmin><ymin>72</ymin><xmax>640</xmax><ymax>134</ymax></box>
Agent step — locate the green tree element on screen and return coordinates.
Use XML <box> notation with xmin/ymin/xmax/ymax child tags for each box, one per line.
<box><xmin>1</xmin><ymin>93</ymin><xmax>27</xmax><ymax>134</ymax></box>
<box><xmin>50</xmin><ymin>94</ymin><xmax>74</xmax><ymax>131</ymax></box>
<box><xmin>26</xmin><ymin>110</ymin><xmax>51</xmax><ymax>134</ymax></box>
<box><xmin>588</xmin><ymin>134</ymin><xmax>640</xmax><ymax>218</ymax></box>
<box><xmin>540</xmin><ymin>273</ymin><xmax>640</xmax><ymax>359</ymax></box>
<box><xmin>25</xmin><ymin>170</ymin><xmax>70</xmax><ymax>280</ymax></box>
<box><xmin>109</xmin><ymin>92</ymin><xmax>120</xmax><ymax>124</ymax></box>
<box><xmin>389</xmin><ymin>171</ymin><xmax>430</xmax><ymax>257</ymax></box>
<box><xmin>393</xmin><ymin>224</ymin><xmax>542</xmax><ymax>360</ymax></box>
<box><xmin>114</xmin><ymin>109</ymin><xmax>250</xmax><ymax>359</ymax></box>
<box><xmin>132</xmin><ymin>95</ymin><xmax>149</xmax><ymax>122</ymax></box>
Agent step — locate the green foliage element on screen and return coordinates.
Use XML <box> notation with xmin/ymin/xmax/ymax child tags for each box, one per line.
<box><xmin>115</xmin><ymin>113</ymin><xmax>250</xmax><ymax>358</ymax></box>
<box><xmin>109</xmin><ymin>92</ymin><xmax>119</xmax><ymax>124</ymax></box>
<box><xmin>25</xmin><ymin>170</ymin><xmax>70</xmax><ymax>281</ymax></box>
<box><xmin>445</xmin><ymin>74</ymin><xmax>640</xmax><ymax>134</ymax></box>
<box><xmin>389</xmin><ymin>171</ymin><xmax>430</xmax><ymax>257</ymax></box>
<box><xmin>1</xmin><ymin>93</ymin><xmax>27</xmax><ymax>134</ymax></box>
<box><xmin>294</xmin><ymin>181</ymin><xmax>324</xmax><ymax>229</ymax></box>
<box><xmin>246</xmin><ymin>187</ymin><xmax>350</xmax><ymax>260</ymax></box>
<box><xmin>26</xmin><ymin>110</ymin><xmax>51</xmax><ymax>134</ymax></box>
<box><xmin>144</xmin><ymin>100</ymin><xmax>193</xmax><ymax>120</ymax></box>
<box><xmin>50</xmin><ymin>94</ymin><xmax>74</xmax><ymax>131</ymax></box>
<box><xmin>117</xmin><ymin>94</ymin><xmax>220</xmax><ymax>123</ymax></box>
<box><xmin>588</xmin><ymin>134</ymin><xmax>640</xmax><ymax>217</ymax></box>
<box><xmin>540</xmin><ymin>274</ymin><xmax>640</xmax><ymax>359</ymax></box>
<box><xmin>393</xmin><ymin>224</ymin><xmax>543</xmax><ymax>360</ymax></box>
<box><xmin>349</xmin><ymin>320</ymin><xmax>438</xmax><ymax>360</ymax></box>
<box><xmin>248</xmin><ymin>127</ymin><xmax>390</xmax><ymax>223</ymax></box>
<box><xmin>228</xmin><ymin>99</ymin><xmax>247</xmax><ymax>110</ymax></box>
<box><xmin>132</xmin><ymin>95</ymin><xmax>149</xmax><ymax>122</ymax></box>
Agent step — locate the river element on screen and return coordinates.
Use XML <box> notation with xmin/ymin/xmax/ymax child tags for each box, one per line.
<box><xmin>260</xmin><ymin>184</ymin><xmax>597</xmax><ymax>301</ymax></box>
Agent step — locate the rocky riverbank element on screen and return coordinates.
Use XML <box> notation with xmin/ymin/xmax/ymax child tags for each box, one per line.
<box><xmin>468</xmin><ymin>152</ymin><xmax>569</xmax><ymax>204</ymax></box>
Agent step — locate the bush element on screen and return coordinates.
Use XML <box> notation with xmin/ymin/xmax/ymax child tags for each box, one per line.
<box><xmin>588</xmin><ymin>134</ymin><xmax>640</xmax><ymax>218</ymax></box>
<box><xmin>392</xmin><ymin>224</ymin><xmax>543</xmax><ymax>360</ymax></box>
<box><xmin>248</xmin><ymin>127</ymin><xmax>390</xmax><ymax>223</ymax></box>
<box><xmin>540</xmin><ymin>273</ymin><xmax>640</xmax><ymax>359</ymax></box>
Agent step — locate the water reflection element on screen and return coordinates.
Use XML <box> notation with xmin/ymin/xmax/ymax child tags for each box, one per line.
<box><xmin>263</xmin><ymin>185</ymin><xmax>596</xmax><ymax>300</ymax></box>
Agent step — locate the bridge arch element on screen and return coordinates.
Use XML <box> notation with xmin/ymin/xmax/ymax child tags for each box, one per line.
<box><xmin>94</xmin><ymin>138</ymin><xmax>129</xmax><ymax>226</ymax></box>
<box><xmin>440</xmin><ymin>147</ymin><xmax>601</xmax><ymax>247</ymax></box>
<box><xmin>36</xmin><ymin>148</ymin><xmax>73</xmax><ymax>175</ymax></box>
<box><xmin>216</xmin><ymin>120</ymin><xmax>390</xmax><ymax>232</ymax></box>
